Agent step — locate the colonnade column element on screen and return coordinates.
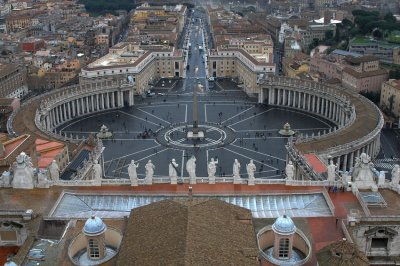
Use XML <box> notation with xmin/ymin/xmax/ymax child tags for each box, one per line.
<box><xmin>297</xmin><ymin>91</ymin><xmax>301</xmax><ymax>108</ymax></box>
<box><xmin>72</xmin><ymin>100</ymin><xmax>76</xmax><ymax>117</ymax></box>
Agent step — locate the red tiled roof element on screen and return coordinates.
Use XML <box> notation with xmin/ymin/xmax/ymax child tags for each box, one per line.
<box><xmin>304</xmin><ymin>153</ymin><xmax>327</xmax><ymax>173</ymax></box>
<box><xmin>0</xmin><ymin>134</ymin><xmax>30</xmax><ymax>160</ymax></box>
<box><xmin>35</xmin><ymin>138</ymin><xmax>65</xmax><ymax>168</ymax></box>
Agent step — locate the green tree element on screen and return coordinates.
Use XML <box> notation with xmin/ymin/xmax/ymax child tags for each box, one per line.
<box><xmin>384</xmin><ymin>12</ymin><xmax>396</xmax><ymax>23</ymax></box>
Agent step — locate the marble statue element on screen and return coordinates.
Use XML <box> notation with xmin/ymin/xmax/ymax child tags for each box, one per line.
<box><xmin>169</xmin><ymin>159</ymin><xmax>179</xmax><ymax>184</ymax></box>
<box><xmin>12</xmin><ymin>152</ymin><xmax>35</xmax><ymax>189</ymax></box>
<box><xmin>327</xmin><ymin>159</ymin><xmax>337</xmax><ymax>182</ymax></box>
<box><xmin>391</xmin><ymin>164</ymin><xmax>400</xmax><ymax>186</ymax></box>
<box><xmin>285</xmin><ymin>161</ymin><xmax>295</xmax><ymax>180</ymax></box>
<box><xmin>128</xmin><ymin>160</ymin><xmax>139</xmax><ymax>186</ymax></box>
<box><xmin>145</xmin><ymin>160</ymin><xmax>155</xmax><ymax>184</ymax></box>
<box><xmin>37</xmin><ymin>169</ymin><xmax>50</xmax><ymax>188</ymax></box>
<box><xmin>186</xmin><ymin>155</ymin><xmax>197</xmax><ymax>184</ymax></box>
<box><xmin>246</xmin><ymin>160</ymin><xmax>256</xmax><ymax>185</ymax></box>
<box><xmin>208</xmin><ymin>158</ymin><xmax>218</xmax><ymax>184</ymax></box>
<box><xmin>378</xmin><ymin>171</ymin><xmax>386</xmax><ymax>186</ymax></box>
<box><xmin>233</xmin><ymin>159</ymin><xmax>241</xmax><ymax>184</ymax></box>
<box><xmin>49</xmin><ymin>160</ymin><xmax>60</xmax><ymax>181</ymax></box>
<box><xmin>351</xmin><ymin>153</ymin><xmax>377</xmax><ymax>190</ymax></box>
<box><xmin>0</xmin><ymin>171</ymin><xmax>11</xmax><ymax>187</ymax></box>
<box><xmin>93</xmin><ymin>160</ymin><xmax>102</xmax><ymax>180</ymax></box>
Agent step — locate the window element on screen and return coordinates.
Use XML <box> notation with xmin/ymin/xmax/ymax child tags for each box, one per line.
<box><xmin>371</xmin><ymin>238</ymin><xmax>388</xmax><ymax>249</ymax></box>
<box><xmin>88</xmin><ymin>239</ymin><xmax>100</xmax><ymax>259</ymax></box>
<box><xmin>279</xmin><ymin>238</ymin><xmax>290</xmax><ymax>258</ymax></box>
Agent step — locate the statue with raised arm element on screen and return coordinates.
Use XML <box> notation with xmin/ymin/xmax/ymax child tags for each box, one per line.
<box><xmin>285</xmin><ymin>160</ymin><xmax>295</xmax><ymax>180</ymax></box>
<box><xmin>391</xmin><ymin>164</ymin><xmax>400</xmax><ymax>186</ymax></box>
<box><xmin>233</xmin><ymin>159</ymin><xmax>241</xmax><ymax>184</ymax></box>
<box><xmin>327</xmin><ymin>159</ymin><xmax>336</xmax><ymax>182</ymax></box>
<box><xmin>246</xmin><ymin>159</ymin><xmax>256</xmax><ymax>185</ymax></box>
<box><xmin>186</xmin><ymin>155</ymin><xmax>197</xmax><ymax>184</ymax></box>
<box><xmin>145</xmin><ymin>160</ymin><xmax>155</xmax><ymax>184</ymax></box>
<box><xmin>169</xmin><ymin>158</ymin><xmax>179</xmax><ymax>184</ymax></box>
<box><xmin>49</xmin><ymin>160</ymin><xmax>60</xmax><ymax>181</ymax></box>
<box><xmin>93</xmin><ymin>160</ymin><xmax>102</xmax><ymax>180</ymax></box>
<box><xmin>128</xmin><ymin>160</ymin><xmax>139</xmax><ymax>186</ymax></box>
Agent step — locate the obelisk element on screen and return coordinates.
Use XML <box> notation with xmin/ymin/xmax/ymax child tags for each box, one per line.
<box><xmin>192</xmin><ymin>81</ymin><xmax>199</xmax><ymax>134</ymax></box>
<box><xmin>187</xmin><ymin>80</ymin><xmax>204</xmax><ymax>139</ymax></box>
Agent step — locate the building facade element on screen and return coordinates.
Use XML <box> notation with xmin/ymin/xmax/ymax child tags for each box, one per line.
<box><xmin>0</xmin><ymin>64</ymin><xmax>28</xmax><ymax>98</ymax></box>
<box><xmin>80</xmin><ymin>43</ymin><xmax>184</xmax><ymax>95</ymax></box>
<box><xmin>380</xmin><ymin>79</ymin><xmax>400</xmax><ymax>118</ymax></box>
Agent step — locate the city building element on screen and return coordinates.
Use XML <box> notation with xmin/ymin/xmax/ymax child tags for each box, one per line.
<box><xmin>0</xmin><ymin>64</ymin><xmax>27</xmax><ymax>98</ymax></box>
<box><xmin>282</xmin><ymin>53</ymin><xmax>311</xmax><ymax>79</ymax></box>
<box><xmin>349</xmin><ymin>37</ymin><xmax>400</xmax><ymax>65</ymax></box>
<box><xmin>342</xmin><ymin>55</ymin><xmax>388</xmax><ymax>93</ymax></box>
<box><xmin>80</xmin><ymin>43</ymin><xmax>184</xmax><ymax>95</ymax></box>
<box><xmin>380</xmin><ymin>79</ymin><xmax>400</xmax><ymax>118</ymax></box>
<box><xmin>21</xmin><ymin>38</ymin><xmax>45</xmax><ymax>53</ymax></box>
<box><xmin>0</xmin><ymin>98</ymin><xmax>20</xmax><ymax>130</ymax></box>
<box><xmin>45</xmin><ymin>59</ymin><xmax>81</xmax><ymax>89</ymax></box>
<box><xmin>310</xmin><ymin>50</ymin><xmax>388</xmax><ymax>92</ymax></box>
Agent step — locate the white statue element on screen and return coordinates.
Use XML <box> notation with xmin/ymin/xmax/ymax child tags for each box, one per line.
<box><xmin>93</xmin><ymin>160</ymin><xmax>102</xmax><ymax>180</ymax></box>
<box><xmin>391</xmin><ymin>164</ymin><xmax>400</xmax><ymax>186</ymax></box>
<box><xmin>351</xmin><ymin>153</ymin><xmax>377</xmax><ymax>190</ymax></box>
<box><xmin>208</xmin><ymin>158</ymin><xmax>218</xmax><ymax>178</ymax></box>
<box><xmin>37</xmin><ymin>169</ymin><xmax>50</xmax><ymax>188</ymax></box>
<box><xmin>378</xmin><ymin>171</ymin><xmax>386</xmax><ymax>186</ymax></box>
<box><xmin>327</xmin><ymin>159</ymin><xmax>336</xmax><ymax>182</ymax></box>
<box><xmin>169</xmin><ymin>159</ymin><xmax>179</xmax><ymax>177</ymax></box>
<box><xmin>12</xmin><ymin>152</ymin><xmax>35</xmax><ymax>189</ymax></box>
<box><xmin>49</xmin><ymin>160</ymin><xmax>60</xmax><ymax>181</ymax></box>
<box><xmin>246</xmin><ymin>160</ymin><xmax>256</xmax><ymax>185</ymax></box>
<box><xmin>186</xmin><ymin>155</ymin><xmax>197</xmax><ymax>184</ymax></box>
<box><xmin>128</xmin><ymin>160</ymin><xmax>139</xmax><ymax>186</ymax></box>
<box><xmin>145</xmin><ymin>160</ymin><xmax>155</xmax><ymax>184</ymax></box>
<box><xmin>233</xmin><ymin>159</ymin><xmax>241</xmax><ymax>184</ymax></box>
<box><xmin>169</xmin><ymin>159</ymin><xmax>179</xmax><ymax>184</ymax></box>
<box><xmin>285</xmin><ymin>160</ymin><xmax>295</xmax><ymax>180</ymax></box>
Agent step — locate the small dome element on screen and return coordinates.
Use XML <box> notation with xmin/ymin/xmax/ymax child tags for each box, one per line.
<box><xmin>272</xmin><ymin>215</ymin><xmax>296</xmax><ymax>235</ymax></box>
<box><xmin>83</xmin><ymin>216</ymin><xmax>107</xmax><ymax>236</ymax></box>
<box><xmin>4</xmin><ymin>258</ymin><xmax>18</xmax><ymax>266</ymax></box>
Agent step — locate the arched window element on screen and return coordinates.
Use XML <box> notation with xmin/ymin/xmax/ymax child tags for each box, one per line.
<box><xmin>279</xmin><ymin>238</ymin><xmax>290</xmax><ymax>259</ymax></box>
<box><xmin>88</xmin><ymin>239</ymin><xmax>100</xmax><ymax>259</ymax></box>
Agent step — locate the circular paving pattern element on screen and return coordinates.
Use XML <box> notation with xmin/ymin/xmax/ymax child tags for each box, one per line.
<box><xmin>156</xmin><ymin>123</ymin><xmax>236</xmax><ymax>150</ymax></box>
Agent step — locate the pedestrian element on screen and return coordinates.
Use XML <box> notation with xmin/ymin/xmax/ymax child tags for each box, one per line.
<box><xmin>335</xmin><ymin>218</ymin><xmax>339</xmax><ymax>227</ymax></box>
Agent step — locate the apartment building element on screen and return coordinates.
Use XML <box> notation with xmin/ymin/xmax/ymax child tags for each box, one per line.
<box><xmin>80</xmin><ymin>43</ymin><xmax>184</xmax><ymax>95</ymax></box>
<box><xmin>0</xmin><ymin>64</ymin><xmax>27</xmax><ymax>98</ymax></box>
<box><xmin>380</xmin><ymin>79</ymin><xmax>400</xmax><ymax>118</ymax></box>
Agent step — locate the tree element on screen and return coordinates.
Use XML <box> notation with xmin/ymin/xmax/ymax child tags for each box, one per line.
<box><xmin>372</xmin><ymin>28</ymin><xmax>383</xmax><ymax>39</ymax></box>
<box><xmin>384</xmin><ymin>12</ymin><xmax>396</xmax><ymax>23</ymax></box>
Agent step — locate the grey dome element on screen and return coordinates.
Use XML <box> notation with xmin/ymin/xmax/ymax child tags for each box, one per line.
<box><xmin>83</xmin><ymin>216</ymin><xmax>106</xmax><ymax>236</ymax></box>
<box><xmin>272</xmin><ymin>215</ymin><xmax>296</xmax><ymax>235</ymax></box>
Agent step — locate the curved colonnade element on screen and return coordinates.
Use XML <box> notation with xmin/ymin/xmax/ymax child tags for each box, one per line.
<box><xmin>33</xmin><ymin>80</ymin><xmax>134</xmax><ymax>143</ymax></box>
<box><xmin>9</xmin><ymin>77</ymin><xmax>383</xmax><ymax>181</ymax></box>
<box><xmin>258</xmin><ymin>77</ymin><xmax>383</xmax><ymax>177</ymax></box>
